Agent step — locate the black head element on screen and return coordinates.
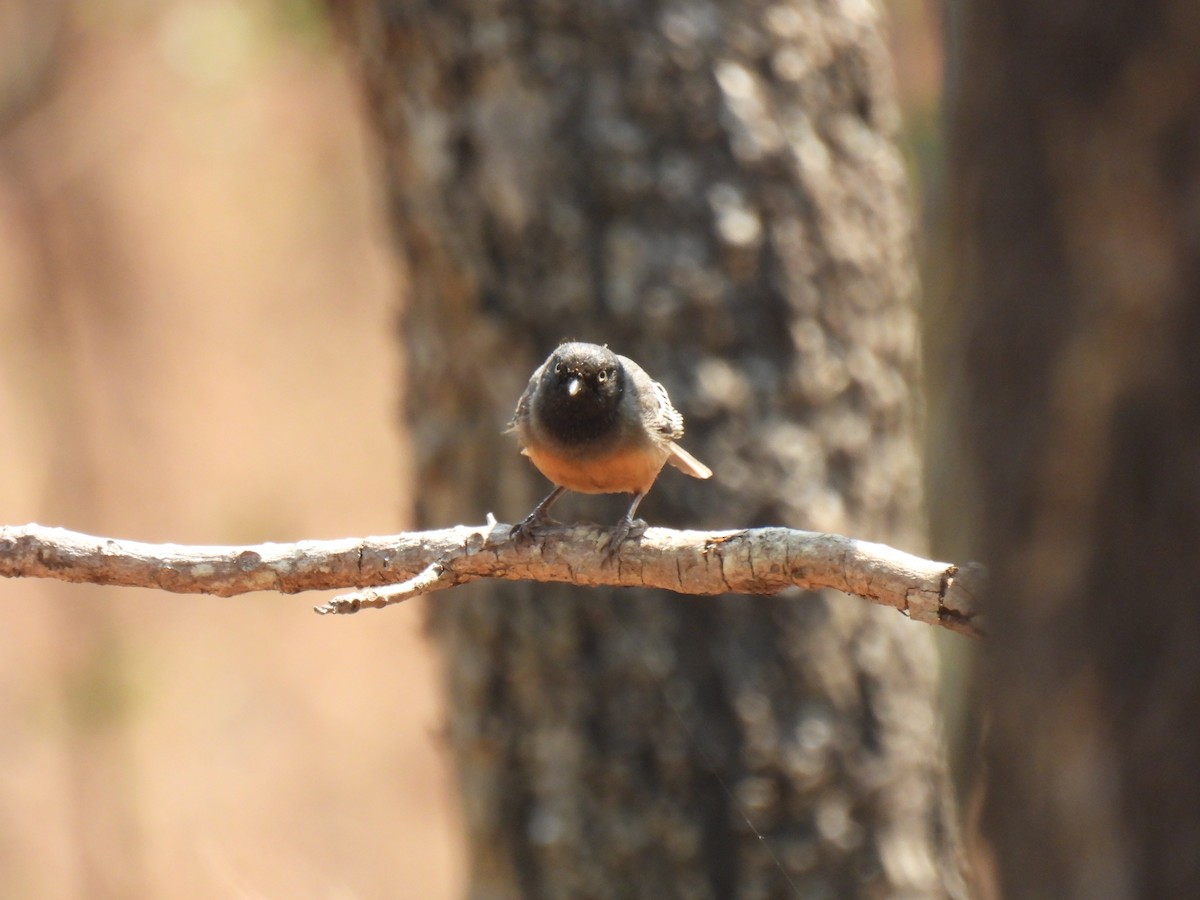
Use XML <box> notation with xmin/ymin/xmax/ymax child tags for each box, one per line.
<box><xmin>534</xmin><ymin>342</ymin><xmax>625</xmax><ymax>446</ymax></box>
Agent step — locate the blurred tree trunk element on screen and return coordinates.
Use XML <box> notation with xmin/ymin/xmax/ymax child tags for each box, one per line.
<box><xmin>336</xmin><ymin>1</ymin><xmax>963</xmax><ymax>896</ymax></box>
<box><xmin>947</xmin><ymin>0</ymin><xmax>1200</xmax><ymax>896</ymax></box>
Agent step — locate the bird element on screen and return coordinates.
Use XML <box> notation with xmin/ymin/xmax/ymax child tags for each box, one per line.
<box><xmin>509</xmin><ymin>341</ymin><xmax>712</xmax><ymax>556</ymax></box>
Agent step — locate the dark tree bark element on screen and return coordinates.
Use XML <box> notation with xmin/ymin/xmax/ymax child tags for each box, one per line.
<box><xmin>948</xmin><ymin>0</ymin><xmax>1200</xmax><ymax>896</ymax></box>
<box><xmin>337</xmin><ymin>1</ymin><xmax>963</xmax><ymax>896</ymax></box>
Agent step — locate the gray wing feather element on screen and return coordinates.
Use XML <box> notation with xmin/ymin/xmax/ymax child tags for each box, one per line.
<box><xmin>508</xmin><ymin>361</ymin><xmax>545</xmax><ymax>433</ymax></box>
<box><xmin>648</xmin><ymin>379</ymin><xmax>685</xmax><ymax>441</ymax></box>
<box><xmin>634</xmin><ymin>362</ymin><xmax>711</xmax><ymax>477</ymax></box>
<box><xmin>619</xmin><ymin>354</ymin><xmax>684</xmax><ymax>442</ymax></box>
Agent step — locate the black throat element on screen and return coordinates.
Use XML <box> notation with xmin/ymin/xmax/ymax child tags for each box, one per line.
<box><xmin>535</xmin><ymin>371</ymin><xmax>624</xmax><ymax>449</ymax></box>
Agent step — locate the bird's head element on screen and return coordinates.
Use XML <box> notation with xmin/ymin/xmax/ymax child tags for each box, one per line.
<box><xmin>532</xmin><ymin>342</ymin><xmax>626</xmax><ymax>445</ymax></box>
<box><xmin>545</xmin><ymin>342</ymin><xmax>623</xmax><ymax>405</ymax></box>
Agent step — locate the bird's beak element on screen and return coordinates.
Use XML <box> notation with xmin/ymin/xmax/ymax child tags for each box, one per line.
<box><xmin>567</xmin><ymin>376</ymin><xmax>582</xmax><ymax>397</ymax></box>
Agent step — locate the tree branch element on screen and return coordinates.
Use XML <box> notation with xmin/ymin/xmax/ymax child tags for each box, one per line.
<box><xmin>0</xmin><ymin>522</ymin><xmax>984</xmax><ymax>637</ymax></box>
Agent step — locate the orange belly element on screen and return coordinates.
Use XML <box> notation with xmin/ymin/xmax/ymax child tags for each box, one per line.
<box><xmin>524</xmin><ymin>443</ymin><xmax>668</xmax><ymax>495</ymax></box>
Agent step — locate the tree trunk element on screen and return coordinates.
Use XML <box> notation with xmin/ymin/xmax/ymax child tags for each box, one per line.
<box><xmin>337</xmin><ymin>1</ymin><xmax>963</xmax><ymax>896</ymax></box>
<box><xmin>948</xmin><ymin>0</ymin><xmax>1200</xmax><ymax>895</ymax></box>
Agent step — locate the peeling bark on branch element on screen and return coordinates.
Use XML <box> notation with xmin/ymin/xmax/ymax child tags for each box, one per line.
<box><xmin>0</xmin><ymin>523</ymin><xmax>982</xmax><ymax>637</ymax></box>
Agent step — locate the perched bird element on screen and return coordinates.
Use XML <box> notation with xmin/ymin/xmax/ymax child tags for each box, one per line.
<box><xmin>509</xmin><ymin>341</ymin><xmax>712</xmax><ymax>555</ymax></box>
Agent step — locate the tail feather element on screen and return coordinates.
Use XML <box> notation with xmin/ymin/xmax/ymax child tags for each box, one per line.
<box><xmin>666</xmin><ymin>443</ymin><xmax>712</xmax><ymax>480</ymax></box>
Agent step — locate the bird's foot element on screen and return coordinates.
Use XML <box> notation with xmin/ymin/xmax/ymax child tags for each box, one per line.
<box><xmin>603</xmin><ymin>517</ymin><xmax>648</xmax><ymax>565</ymax></box>
<box><xmin>511</xmin><ymin>486</ymin><xmax>568</xmax><ymax>545</ymax></box>
<box><xmin>511</xmin><ymin>511</ymin><xmax>558</xmax><ymax>545</ymax></box>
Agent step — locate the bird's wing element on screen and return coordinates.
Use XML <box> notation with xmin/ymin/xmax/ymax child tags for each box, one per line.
<box><xmin>647</xmin><ymin>378</ymin><xmax>685</xmax><ymax>441</ymax></box>
<box><xmin>646</xmin><ymin>378</ymin><xmax>713</xmax><ymax>478</ymax></box>
<box><xmin>507</xmin><ymin>360</ymin><xmax>545</xmax><ymax>433</ymax></box>
<box><xmin>618</xmin><ymin>354</ymin><xmax>685</xmax><ymax>442</ymax></box>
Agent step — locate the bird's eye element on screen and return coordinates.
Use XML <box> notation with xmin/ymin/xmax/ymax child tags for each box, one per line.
<box><xmin>597</xmin><ymin>370</ymin><xmax>607</xmax><ymax>383</ymax></box>
<box><xmin>554</xmin><ymin>363</ymin><xmax>562</xmax><ymax>374</ymax></box>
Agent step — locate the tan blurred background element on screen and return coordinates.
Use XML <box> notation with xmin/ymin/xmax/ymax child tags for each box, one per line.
<box><xmin>0</xmin><ymin>0</ymin><xmax>941</xmax><ymax>897</ymax></box>
<box><xmin>0</xmin><ymin>1</ymin><xmax>464</xmax><ymax>897</ymax></box>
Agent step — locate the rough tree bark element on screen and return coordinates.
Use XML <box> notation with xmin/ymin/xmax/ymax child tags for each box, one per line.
<box><xmin>337</xmin><ymin>1</ymin><xmax>964</xmax><ymax>896</ymax></box>
<box><xmin>948</xmin><ymin>0</ymin><xmax>1200</xmax><ymax>895</ymax></box>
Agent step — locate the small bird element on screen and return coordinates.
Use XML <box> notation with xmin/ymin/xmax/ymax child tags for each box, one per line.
<box><xmin>509</xmin><ymin>341</ymin><xmax>712</xmax><ymax>555</ymax></box>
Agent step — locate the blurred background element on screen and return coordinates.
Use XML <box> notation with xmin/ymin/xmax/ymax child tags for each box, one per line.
<box><xmin>0</xmin><ymin>0</ymin><xmax>941</xmax><ymax>897</ymax></box>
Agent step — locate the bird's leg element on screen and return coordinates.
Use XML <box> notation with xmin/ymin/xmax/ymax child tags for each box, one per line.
<box><xmin>604</xmin><ymin>492</ymin><xmax>647</xmax><ymax>562</ymax></box>
<box><xmin>511</xmin><ymin>486</ymin><xmax>568</xmax><ymax>543</ymax></box>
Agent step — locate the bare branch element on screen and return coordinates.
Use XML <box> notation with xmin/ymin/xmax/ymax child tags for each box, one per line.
<box><xmin>0</xmin><ymin>522</ymin><xmax>984</xmax><ymax>637</ymax></box>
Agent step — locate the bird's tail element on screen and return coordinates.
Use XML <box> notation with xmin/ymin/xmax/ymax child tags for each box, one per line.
<box><xmin>666</xmin><ymin>443</ymin><xmax>713</xmax><ymax>480</ymax></box>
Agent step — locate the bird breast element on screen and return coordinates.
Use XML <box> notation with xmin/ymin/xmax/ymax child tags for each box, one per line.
<box><xmin>522</xmin><ymin>441</ymin><xmax>670</xmax><ymax>496</ymax></box>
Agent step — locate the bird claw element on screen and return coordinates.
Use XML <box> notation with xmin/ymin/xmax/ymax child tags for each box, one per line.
<box><xmin>603</xmin><ymin>518</ymin><xmax>647</xmax><ymax>564</ymax></box>
<box><xmin>511</xmin><ymin>486</ymin><xmax>568</xmax><ymax>546</ymax></box>
<box><xmin>511</xmin><ymin>512</ymin><xmax>557</xmax><ymax>545</ymax></box>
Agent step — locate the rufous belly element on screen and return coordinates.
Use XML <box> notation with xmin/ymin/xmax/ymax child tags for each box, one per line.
<box><xmin>523</xmin><ymin>442</ymin><xmax>669</xmax><ymax>495</ymax></box>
